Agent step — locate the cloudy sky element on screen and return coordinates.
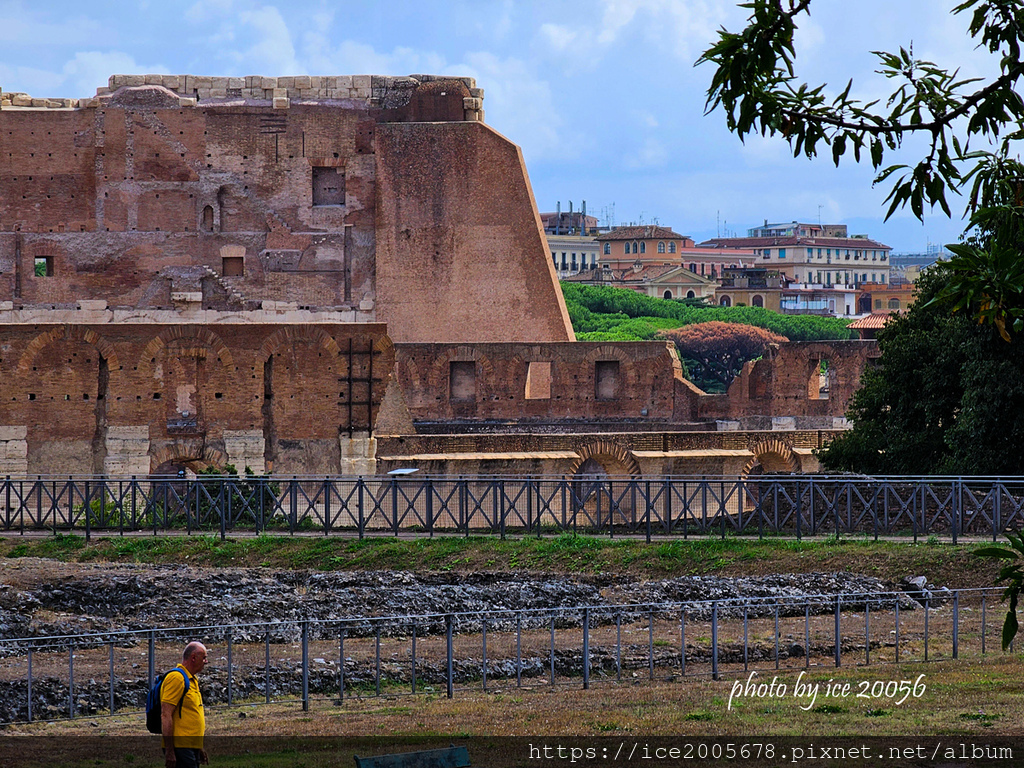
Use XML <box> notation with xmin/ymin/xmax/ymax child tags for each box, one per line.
<box><xmin>0</xmin><ymin>0</ymin><xmax>1006</xmax><ymax>252</ymax></box>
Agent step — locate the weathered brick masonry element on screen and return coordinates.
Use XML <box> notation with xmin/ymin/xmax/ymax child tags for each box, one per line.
<box><xmin>0</xmin><ymin>74</ymin><xmax>871</xmax><ymax>477</ymax></box>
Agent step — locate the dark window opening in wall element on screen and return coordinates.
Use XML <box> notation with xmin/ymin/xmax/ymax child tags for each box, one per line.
<box><xmin>595</xmin><ymin>360</ymin><xmax>620</xmax><ymax>401</ymax></box>
<box><xmin>686</xmin><ymin>290</ymin><xmax>695</xmax><ymax>299</ymax></box>
<box><xmin>449</xmin><ymin>361</ymin><xmax>476</xmax><ymax>401</ymax></box>
<box><xmin>525</xmin><ymin>361</ymin><xmax>552</xmax><ymax>400</ymax></box>
<box><xmin>222</xmin><ymin>256</ymin><xmax>244</xmax><ymax>277</ymax></box>
<box><xmin>33</xmin><ymin>256</ymin><xmax>53</xmax><ymax>277</ymax></box>
<box><xmin>752</xmin><ymin>294</ymin><xmax>764</xmax><ymax>308</ymax></box>
<box><xmin>663</xmin><ymin>290</ymin><xmax>672</xmax><ymax>299</ymax></box>
<box><xmin>201</xmin><ymin>205</ymin><xmax>215</xmax><ymax>232</ymax></box>
<box><xmin>312</xmin><ymin>166</ymin><xmax>345</xmax><ymax>206</ymax></box>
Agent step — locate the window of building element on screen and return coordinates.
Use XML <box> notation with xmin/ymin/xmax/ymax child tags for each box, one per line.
<box><xmin>663</xmin><ymin>290</ymin><xmax>673</xmax><ymax>299</ymax></box>
<box><xmin>658</xmin><ymin>241</ymin><xmax>666</xmax><ymax>253</ymax></box>
<box><xmin>752</xmin><ymin>294</ymin><xmax>764</xmax><ymax>308</ymax></box>
<box><xmin>888</xmin><ymin>297</ymin><xmax>901</xmax><ymax>310</ymax></box>
<box><xmin>624</xmin><ymin>243</ymin><xmax>630</xmax><ymax>255</ymax></box>
<box><xmin>689</xmin><ymin>263</ymin><xmax>697</xmax><ymax>273</ymax></box>
<box><xmin>719</xmin><ymin>295</ymin><xmax>731</xmax><ymax>307</ymax></box>
<box><xmin>875</xmin><ymin>298</ymin><xmax>882</xmax><ymax>309</ymax></box>
<box><xmin>880</xmin><ymin>274</ymin><xmax>886</xmax><ymax>283</ymax></box>
<box><xmin>595</xmin><ymin>360</ymin><xmax>621</xmax><ymax>401</ymax></box>
<box><xmin>807</xmin><ymin>248</ymin><xmax>813</xmax><ymax>257</ymax></box>
<box><xmin>33</xmin><ymin>256</ymin><xmax>53</xmax><ymax>277</ymax></box>
<box><xmin>604</xmin><ymin>242</ymin><xmax>611</xmax><ymax>255</ymax></box>
<box><xmin>639</xmin><ymin>242</ymin><xmax>646</xmax><ymax>254</ymax></box>
<box><xmin>778</xmin><ymin>248</ymin><xmax>786</xmax><ymax>258</ymax></box>
<box><xmin>881</xmin><ymin>253</ymin><xmax>888</xmax><ymax>261</ymax></box>
<box><xmin>311</xmin><ymin>166</ymin><xmax>345</xmax><ymax>206</ymax></box>
<box><xmin>449</xmin><ymin>361</ymin><xmax>476</xmax><ymax>401</ymax></box>
<box><xmin>222</xmin><ymin>256</ymin><xmax>244</xmax><ymax>277</ymax></box>
<box><xmin>763</xmin><ymin>250</ymin><xmax>771</xmax><ymax>260</ymax></box>
<box><xmin>862</xmin><ymin>273</ymin><xmax>868</xmax><ymax>282</ymax></box>
<box><xmin>668</xmin><ymin>242</ymin><xmax>676</xmax><ymax>253</ymax></box>
<box><xmin>201</xmin><ymin>205</ymin><xmax>215</xmax><ymax>232</ymax></box>
<box><xmin>561</xmin><ymin>253</ymin><xmax>567</xmax><ymax>270</ymax></box>
<box><xmin>525</xmin><ymin>361</ymin><xmax>551</xmax><ymax>400</ymax></box>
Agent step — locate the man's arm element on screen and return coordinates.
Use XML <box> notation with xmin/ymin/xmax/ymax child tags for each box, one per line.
<box><xmin>161</xmin><ymin>701</ymin><xmax>177</xmax><ymax>766</ymax></box>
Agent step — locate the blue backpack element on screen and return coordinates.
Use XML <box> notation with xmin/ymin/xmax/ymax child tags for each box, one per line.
<box><xmin>145</xmin><ymin>668</ymin><xmax>190</xmax><ymax>734</ymax></box>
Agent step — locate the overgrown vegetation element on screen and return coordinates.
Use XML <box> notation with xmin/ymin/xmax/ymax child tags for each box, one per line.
<box><xmin>561</xmin><ymin>282</ymin><xmax>854</xmax><ymax>342</ymax></box>
<box><xmin>0</xmin><ymin>533</ymin><xmax>1002</xmax><ymax>588</ymax></box>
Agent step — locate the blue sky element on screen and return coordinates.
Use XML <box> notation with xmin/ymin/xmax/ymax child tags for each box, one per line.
<box><xmin>0</xmin><ymin>0</ymin><xmax>1006</xmax><ymax>252</ymax></box>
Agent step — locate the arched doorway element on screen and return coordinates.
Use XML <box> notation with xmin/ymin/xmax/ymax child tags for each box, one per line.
<box><xmin>663</xmin><ymin>290</ymin><xmax>673</xmax><ymax>299</ymax></box>
<box><xmin>567</xmin><ymin>444</ymin><xmax>642</xmax><ymax>529</ymax></box>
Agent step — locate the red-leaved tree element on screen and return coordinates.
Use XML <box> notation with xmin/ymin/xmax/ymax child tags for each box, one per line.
<box><xmin>659</xmin><ymin>322</ymin><xmax>788</xmax><ymax>390</ymax></box>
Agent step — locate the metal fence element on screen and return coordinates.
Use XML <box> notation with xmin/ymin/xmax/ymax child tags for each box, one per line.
<box><xmin>1</xmin><ymin>475</ymin><xmax>1023</xmax><ymax>541</ymax></box>
<box><xmin>0</xmin><ymin>587</ymin><xmax>1012</xmax><ymax>724</ymax></box>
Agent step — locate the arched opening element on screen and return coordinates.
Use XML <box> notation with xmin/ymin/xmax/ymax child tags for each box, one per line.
<box><xmin>719</xmin><ymin>295</ymin><xmax>732</xmax><ymax>307</ymax></box>
<box><xmin>663</xmin><ymin>290</ymin><xmax>673</xmax><ymax>299</ymax></box>
<box><xmin>201</xmin><ymin>205</ymin><xmax>214</xmax><ymax>233</ymax></box>
<box><xmin>752</xmin><ymin>294</ymin><xmax>764</xmax><ymax>308</ymax></box>
<box><xmin>808</xmin><ymin>358</ymin><xmax>830</xmax><ymax>399</ymax></box>
<box><xmin>888</xmin><ymin>297</ymin><xmax>901</xmax><ymax>310</ymax></box>
<box><xmin>686</xmin><ymin>290</ymin><xmax>695</xmax><ymax>299</ymax></box>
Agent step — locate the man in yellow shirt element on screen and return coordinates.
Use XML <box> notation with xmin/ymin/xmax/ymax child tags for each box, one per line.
<box><xmin>161</xmin><ymin>641</ymin><xmax>208</xmax><ymax>768</ymax></box>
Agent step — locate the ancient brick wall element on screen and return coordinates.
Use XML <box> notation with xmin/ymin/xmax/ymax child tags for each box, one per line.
<box><xmin>697</xmin><ymin>340</ymin><xmax>879</xmax><ymax>424</ymax></box>
<box><xmin>374</xmin><ymin>122</ymin><xmax>574</xmax><ymax>343</ymax></box>
<box><xmin>0</xmin><ymin>323</ymin><xmax>391</xmax><ymax>476</ymax></box>
<box><xmin>391</xmin><ymin>341</ymin><xmax>681</xmax><ymax>425</ymax></box>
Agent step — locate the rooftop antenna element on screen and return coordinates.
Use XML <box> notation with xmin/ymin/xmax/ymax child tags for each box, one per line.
<box><xmin>818</xmin><ymin>204</ymin><xmax>822</xmax><ymax>227</ymax></box>
<box><xmin>717</xmin><ymin>210</ymin><xmax>720</xmax><ymax>238</ymax></box>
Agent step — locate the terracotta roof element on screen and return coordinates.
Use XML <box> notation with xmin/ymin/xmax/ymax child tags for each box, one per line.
<box><xmin>699</xmin><ymin>235</ymin><xmax>891</xmax><ymax>250</ymax></box>
<box><xmin>847</xmin><ymin>313</ymin><xmax>897</xmax><ymax>329</ymax></box>
<box><xmin>597</xmin><ymin>225</ymin><xmax>686</xmax><ymax>241</ymax></box>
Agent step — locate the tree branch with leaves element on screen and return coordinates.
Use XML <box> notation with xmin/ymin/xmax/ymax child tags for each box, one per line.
<box><xmin>698</xmin><ymin>0</ymin><xmax>1024</xmax><ymax>335</ymax></box>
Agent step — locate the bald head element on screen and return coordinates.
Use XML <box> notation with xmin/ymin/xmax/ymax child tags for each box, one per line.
<box><xmin>182</xmin><ymin>641</ymin><xmax>208</xmax><ymax>674</ymax></box>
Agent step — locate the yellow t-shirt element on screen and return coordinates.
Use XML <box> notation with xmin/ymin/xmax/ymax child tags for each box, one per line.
<box><xmin>159</xmin><ymin>665</ymin><xmax>205</xmax><ymax>749</ymax></box>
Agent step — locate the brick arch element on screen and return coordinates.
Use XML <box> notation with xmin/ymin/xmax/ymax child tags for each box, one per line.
<box><xmin>138</xmin><ymin>327</ymin><xmax>234</xmax><ymax>375</ymax></box>
<box><xmin>581</xmin><ymin>345</ymin><xmax>638</xmax><ymax>392</ymax></box>
<box><xmin>17</xmin><ymin>325</ymin><xmax>120</xmax><ymax>373</ymax></box>
<box><xmin>429</xmin><ymin>346</ymin><xmax>496</xmax><ymax>398</ymax></box>
<box><xmin>150</xmin><ymin>441</ymin><xmax>227</xmax><ymax>474</ymax></box>
<box><xmin>258</xmin><ymin>325</ymin><xmax>342</xmax><ymax>360</ymax></box>
<box><xmin>742</xmin><ymin>438</ymin><xmax>800</xmax><ymax>476</ymax></box>
<box><xmin>567</xmin><ymin>440</ymin><xmax>642</xmax><ymax>479</ymax></box>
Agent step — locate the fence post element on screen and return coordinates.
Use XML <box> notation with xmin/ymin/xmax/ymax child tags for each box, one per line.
<box><xmin>265</xmin><ymin>628</ymin><xmax>271</xmax><ymax>704</ymax></box>
<box><xmin>834</xmin><ymin>595</ymin><xmax>841</xmax><ymax>667</ymax></box>
<box><xmin>27</xmin><ymin>647</ymin><xmax>33</xmax><ymax>722</ymax></box>
<box><xmin>301</xmin><ymin>620</ymin><xmax>309</xmax><ymax>712</ymax></box>
<box><xmin>952</xmin><ymin>591</ymin><xmax>959</xmax><ymax>660</ymax></box>
<box><xmin>711</xmin><ymin>602</ymin><xmax>719</xmax><ymax>681</ymax></box>
<box><xmin>148</xmin><ymin>631</ymin><xmax>156</xmax><ymax>687</ymax></box>
<box><xmin>583</xmin><ymin>607</ymin><xmax>590</xmax><ymax>690</ymax></box>
<box><xmin>227</xmin><ymin>631</ymin><xmax>233</xmax><ymax>706</ymax></box>
<box><xmin>679</xmin><ymin>608</ymin><xmax>685</xmax><ymax>677</ymax></box>
<box><xmin>339</xmin><ymin>627</ymin><xmax>345</xmax><ymax>702</ymax></box>
<box><xmin>952</xmin><ymin>478</ymin><xmax>960</xmax><ymax>545</ymax></box>
<box><xmin>68</xmin><ymin>643</ymin><xmax>75</xmax><ymax>719</ymax></box>
<box><xmin>446</xmin><ymin>615</ymin><xmax>454</xmax><ymax>699</ymax></box>
<box><xmin>357</xmin><ymin>478</ymin><xmax>365</xmax><ymax>540</ymax></box>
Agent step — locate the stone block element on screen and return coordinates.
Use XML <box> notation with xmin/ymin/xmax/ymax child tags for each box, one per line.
<box><xmin>273</xmin><ymin>96</ymin><xmax>290</xmax><ymax>110</ymax></box>
<box><xmin>194</xmin><ymin>76</ymin><xmax>212</xmax><ymax>89</ymax></box>
<box><xmin>162</xmin><ymin>75</ymin><xmax>181</xmax><ymax>90</ymax></box>
<box><xmin>109</xmin><ymin>75</ymin><xmax>125</xmax><ymax>88</ymax></box>
<box><xmin>309</xmin><ymin>76</ymin><xmax>321</xmax><ymax>89</ymax></box>
<box><xmin>293</xmin><ymin>75</ymin><xmax>309</xmax><ymax>89</ymax></box>
<box><xmin>12</xmin><ymin>95</ymin><xmax>31</xmax><ymax>107</ymax></box>
<box><xmin>260</xmin><ymin>77</ymin><xmax>277</xmax><ymax>89</ymax></box>
<box><xmin>144</xmin><ymin>74</ymin><xmax>163</xmax><ymax>85</ymax></box>
<box><xmin>0</xmin><ymin>426</ymin><xmax>28</xmax><ymax>441</ymax></box>
<box><xmin>336</xmin><ymin>75</ymin><xmax>352</xmax><ymax>90</ymax></box>
<box><xmin>77</xmin><ymin>299</ymin><xmax>107</xmax><ymax>311</ymax></box>
<box><xmin>212</xmin><ymin>76</ymin><xmax>229</xmax><ymax>90</ymax></box>
<box><xmin>359</xmin><ymin>298</ymin><xmax>375</xmax><ymax>311</ymax></box>
<box><xmin>179</xmin><ymin>97</ymin><xmax>197</xmax><ymax>107</ymax></box>
<box><xmin>228</xmin><ymin>77</ymin><xmax>244</xmax><ymax>89</ymax></box>
<box><xmin>463</xmin><ymin>97</ymin><xmax>482</xmax><ymax>111</ymax></box>
<box><xmin>30</xmin><ymin>98</ymin><xmax>47</xmax><ymax>107</ymax></box>
<box><xmin>272</xmin><ymin>88</ymin><xmax>287</xmax><ymax>98</ymax></box>
<box><xmin>772</xmin><ymin>416</ymin><xmax>797</xmax><ymax>430</ymax></box>
<box><xmin>208</xmin><ymin>88</ymin><xmax>227</xmax><ymax>99</ymax></box>
<box><xmin>352</xmin><ymin>75</ymin><xmax>371</xmax><ymax>89</ymax></box>
<box><xmin>298</xmin><ymin>88</ymin><xmax>315</xmax><ymax>98</ymax></box>
<box><xmin>124</xmin><ymin>75</ymin><xmax>145</xmax><ymax>87</ymax></box>
<box><xmin>716</xmin><ymin>420</ymin><xmax>741</xmax><ymax>432</ymax></box>
<box><xmin>470</xmin><ymin>88</ymin><xmax>484</xmax><ymax>99</ymax></box>
<box><xmin>1</xmin><ymin>99</ymin><xmax>10</xmax><ymax>108</ymax></box>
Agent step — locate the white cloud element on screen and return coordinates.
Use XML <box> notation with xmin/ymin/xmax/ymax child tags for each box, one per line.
<box><xmin>63</xmin><ymin>51</ymin><xmax>164</xmax><ymax>97</ymax></box>
<box><xmin>234</xmin><ymin>6</ymin><xmax>301</xmax><ymax>74</ymax></box>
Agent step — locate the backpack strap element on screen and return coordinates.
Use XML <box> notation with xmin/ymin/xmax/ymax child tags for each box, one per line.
<box><xmin>172</xmin><ymin>667</ymin><xmax>190</xmax><ymax>718</ymax></box>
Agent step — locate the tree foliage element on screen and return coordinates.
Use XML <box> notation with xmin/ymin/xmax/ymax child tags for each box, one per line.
<box><xmin>562</xmin><ymin>282</ymin><xmax>854</xmax><ymax>342</ymax></box>
<box><xmin>659</xmin><ymin>321</ymin><xmax>788</xmax><ymax>391</ymax></box>
<box><xmin>699</xmin><ymin>0</ymin><xmax>1024</xmax><ymax>335</ymax></box>
<box><xmin>974</xmin><ymin>533</ymin><xmax>1024</xmax><ymax>650</ymax></box>
<box><xmin>817</xmin><ymin>267</ymin><xmax>1024</xmax><ymax>476</ymax></box>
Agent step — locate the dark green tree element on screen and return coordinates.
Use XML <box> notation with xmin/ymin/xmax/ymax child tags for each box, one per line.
<box><xmin>698</xmin><ymin>0</ymin><xmax>1024</xmax><ymax>335</ymax></box>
